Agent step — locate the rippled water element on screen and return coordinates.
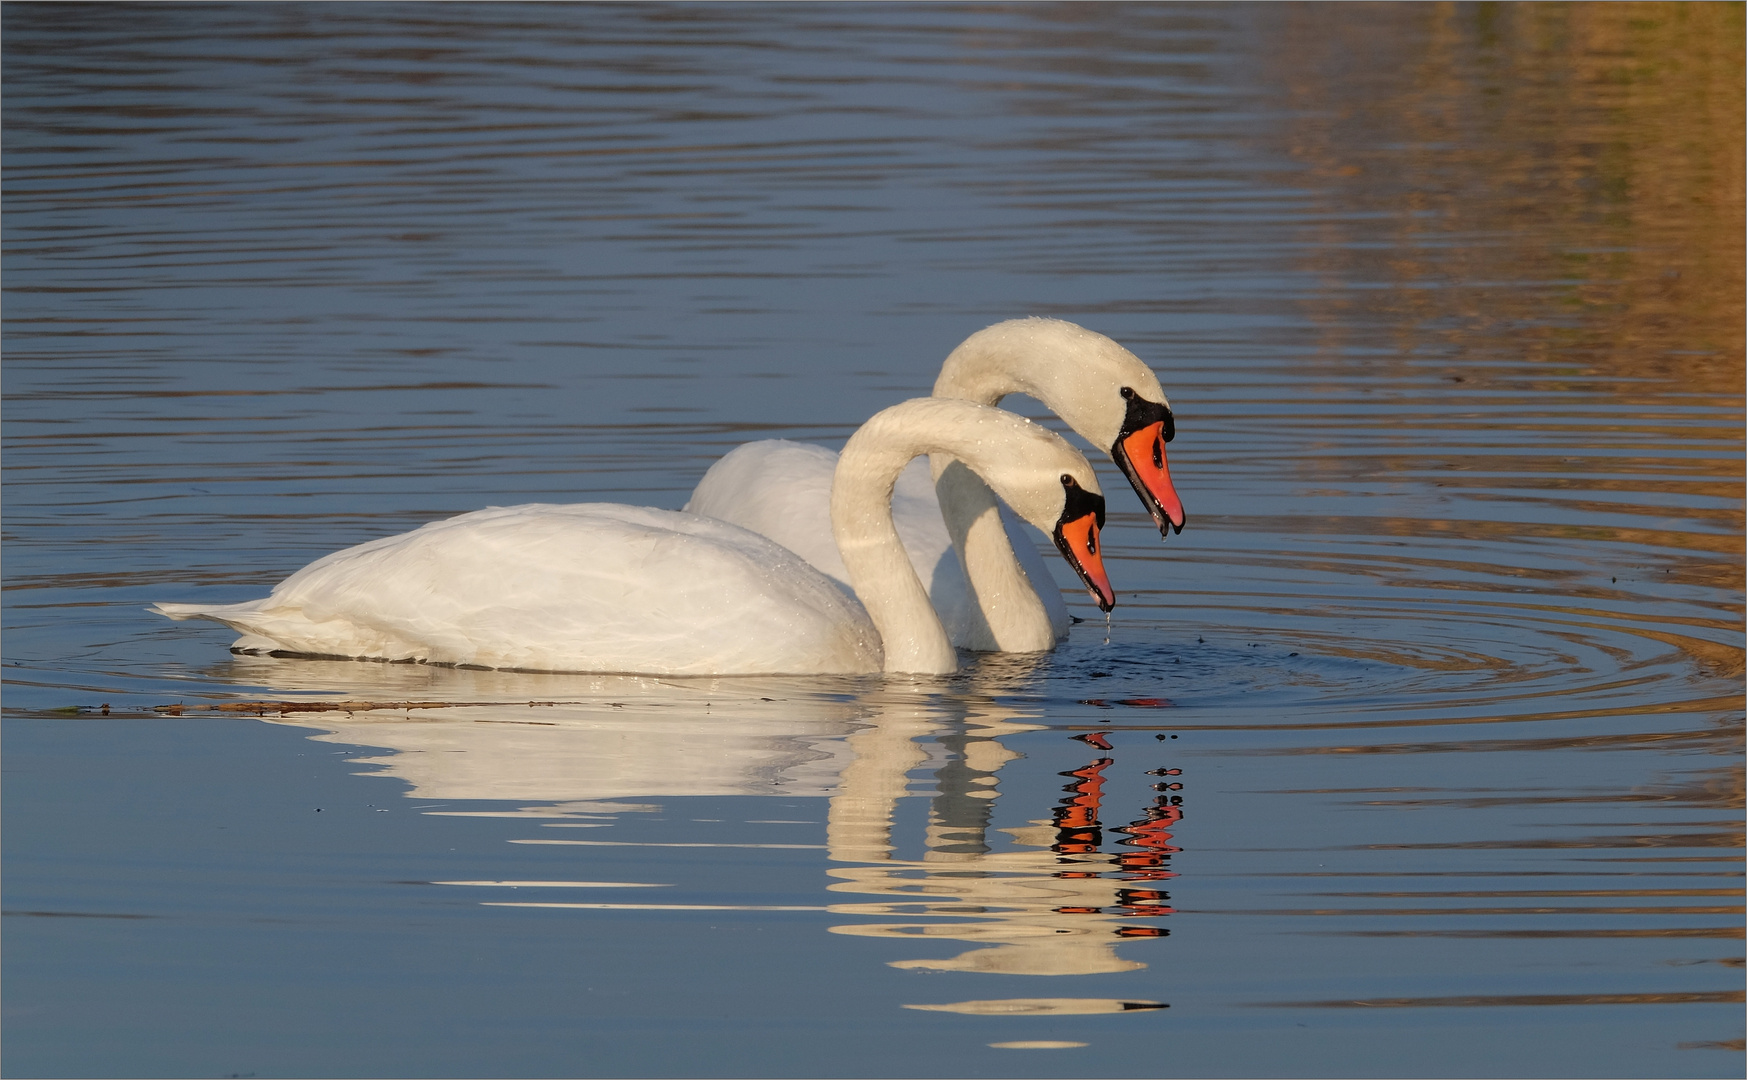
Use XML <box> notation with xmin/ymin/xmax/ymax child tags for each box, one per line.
<box><xmin>4</xmin><ymin>4</ymin><xmax>1742</xmax><ymax>1078</ymax></box>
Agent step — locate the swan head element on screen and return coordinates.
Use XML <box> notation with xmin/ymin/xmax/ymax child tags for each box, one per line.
<box><xmin>1051</xmin><ymin>474</ymin><xmax>1115</xmax><ymax>613</ymax></box>
<box><xmin>1111</xmin><ymin>386</ymin><xmax>1186</xmax><ymax>538</ymax></box>
<box><xmin>934</xmin><ymin>317</ymin><xmax>1187</xmax><ymax>539</ymax></box>
<box><xmin>948</xmin><ymin>410</ymin><xmax>1114</xmax><ymax>614</ymax></box>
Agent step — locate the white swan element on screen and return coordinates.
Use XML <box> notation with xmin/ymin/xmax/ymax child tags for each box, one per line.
<box><xmin>151</xmin><ymin>398</ymin><xmax>1113</xmax><ymax>677</ymax></box>
<box><xmin>685</xmin><ymin>317</ymin><xmax>1184</xmax><ymax>653</ymax></box>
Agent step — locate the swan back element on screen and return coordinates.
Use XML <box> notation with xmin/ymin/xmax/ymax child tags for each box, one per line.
<box><xmin>684</xmin><ymin>440</ymin><xmax>954</xmax><ymax>592</ymax></box>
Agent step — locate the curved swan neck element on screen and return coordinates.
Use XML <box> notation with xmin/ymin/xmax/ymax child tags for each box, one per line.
<box><xmin>933</xmin><ymin>316</ymin><xmax>1166</xmax><ymax>451</ymax></box>
<box><xmin>832</xmin><ymin>409</ymin><xmax>961</xmax><ymax>675</ymax></box>
<box><xmin>931</xmin><ymin>459</ymin><xmax>1056</xmax><ymax>653</ymax></box>
<box><xmin>924</xmin><ymin>319</ymin><xmax>1167</xmax><ymax>651</ymax></box>
<box><xmin>831</xmin><ymin>398</ymin><xmax>1100</xmax><ymax>675</ymax></box>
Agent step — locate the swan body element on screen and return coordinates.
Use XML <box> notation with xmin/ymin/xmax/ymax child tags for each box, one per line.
<box><xmin>686</xmin><ymin>317</ymin><xmax>1184</xmax><ymax>653</ymax></box>
<box><xmin>155</xmin><ymin>504</ymin><xmax>881</xmax><ymax>676</ymax></box>
<box><xmin>154</xmin><ymin>399</ymin><xmax>1112</xmax><ymax>677</ymax></box>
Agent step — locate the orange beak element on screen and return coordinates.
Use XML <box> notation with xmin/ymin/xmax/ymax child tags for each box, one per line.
<box><xmin>1054</xmin><ymin>512</ymin><xmax>1116</xmax><ymax>612</ymax></box>
<box><xmin>1115</xmin><ymin>421</ymin><xmax>1186</xmax><ymax>536</ymax></box>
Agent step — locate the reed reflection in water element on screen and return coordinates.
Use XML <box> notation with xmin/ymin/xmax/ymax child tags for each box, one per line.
<box><xmin>2</xmin><ymin>2</ymin><xmax>1741</xmax><ymax>1077</ymax></box>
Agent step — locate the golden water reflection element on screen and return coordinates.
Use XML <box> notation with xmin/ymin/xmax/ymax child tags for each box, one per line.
<box><xmin>1269</xmin><ymin>2</ymin><xmax>1743</xmax><ymax>391</ymax></box>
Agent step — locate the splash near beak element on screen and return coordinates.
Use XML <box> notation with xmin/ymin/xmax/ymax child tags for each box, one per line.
<box><xmin>1114</xmin><ymin>421</ymin><xmax>1186</xmax><ymax>537</ymax></box>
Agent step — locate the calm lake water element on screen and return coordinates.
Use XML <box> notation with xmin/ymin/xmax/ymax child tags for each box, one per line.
<box><xmin>4</xmin><ymin>4</ymin><xmax>1742</xmax><ymax>1077</ymax></box>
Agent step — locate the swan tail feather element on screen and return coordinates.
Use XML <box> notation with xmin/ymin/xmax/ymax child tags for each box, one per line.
<box><xmin>151</xmin><ymin>601</ymin><xmax>252</xmax><ymax>621</ymax></box>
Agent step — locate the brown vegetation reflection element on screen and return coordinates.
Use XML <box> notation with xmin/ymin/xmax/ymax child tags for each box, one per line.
<box><xmin>1269</xmin><ymin>1</ymin><xmax>1743</xmax><ymax>391</ymax></box>
<box><xmin>1225</xmin><ymin>0</ymin><xmax>1747</xmax><ymax>699</ymax></box>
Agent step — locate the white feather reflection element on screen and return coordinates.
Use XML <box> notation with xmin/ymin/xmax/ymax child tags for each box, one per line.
<box><xmin>823</xmin><ymin>703</ymin><xmax>1177</xmax><ymax>978</ymax></box>
<box><xmin>239</xmin><ymin>652</ymin><xmax>1177</xmax><ymax>982</ymax></box>
<box><xmin>231</xmin><ymin>654</ymin><xmax>868</xmax><ymax>801</ymax></box>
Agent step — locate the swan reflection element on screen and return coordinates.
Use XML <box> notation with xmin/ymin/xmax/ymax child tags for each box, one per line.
<box><xmin>826</xmin><ymin>707</ymin><xmax>1181</xmax><ymax>978</ymax></box>
<box><xmin>229</xmin><ymin>653</ymin><xmax>869</xmax><ymax>800</ymax></box>
<box><xmin>235</xmin><ymin>652</ymin><xmax>1181</xmax><ymax>989</ymax></box>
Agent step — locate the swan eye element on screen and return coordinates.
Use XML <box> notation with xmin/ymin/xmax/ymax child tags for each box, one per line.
<box><xmin>1117</xmin><ymin>390</ymin><xmax>1174</xmax><ymax>444</ymax></box>
<box><xmin>1057</xmin><ymin>474</ymin><xmax>1107</xmax><ymax>529</ymax></box>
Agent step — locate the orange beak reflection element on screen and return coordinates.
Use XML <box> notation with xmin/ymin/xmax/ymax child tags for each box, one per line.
<box><xmin>1116</xmin><ymin>421</ymin><xmax>1186</xmax><ymax>536</ymax></box>
<box><xmin>1054</xmin><ymin>512</ymin><xmax>1116</xmax><ymax>613</ymax></box>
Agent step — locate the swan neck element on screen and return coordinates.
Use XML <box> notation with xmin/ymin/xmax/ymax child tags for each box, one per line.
<box><xmin>933</xmin><ymin>318</ymin><xmax>1162</xmax><ymax>453</ymax></box>
<box><xmin>933</xmin><ymin>330</ymin><xmax>1060</xmax><ymax>410</ymax></box>
<box><xmin>831</xmin><ymin>413</ymin><xmax>959</xmax><ymax>675</ymax></box>
<box><xmin>832</xmin><ymin>398</ymin><xmax>1088</xmax><ymax>673</ymax></box>
<box><xmin>929</xmin><ymin>458</ymin><xmax>1056</xmax><ymax>653</ymax></box>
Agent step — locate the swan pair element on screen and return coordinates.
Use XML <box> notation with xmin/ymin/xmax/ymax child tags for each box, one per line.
<box><xmin>155</xmin><ymin>318</ymin><xmax>1183</xmax><ymax>677</ymax></box>
<box><xmin>686</xmin><ymin>317</ymin><xmax>1184</xmax><ymax>654</ymax></box>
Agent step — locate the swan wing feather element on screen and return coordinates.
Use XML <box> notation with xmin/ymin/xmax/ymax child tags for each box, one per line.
<box><xmin>152</xmin><ymin>503</ymin><xmax>881</xmax><ymax>676</ymax></box>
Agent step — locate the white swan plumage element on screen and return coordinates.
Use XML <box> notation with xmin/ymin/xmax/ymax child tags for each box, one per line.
<box><xmin>681</xmin><ymin>440</ymin><xmax>1058</xmax><ymax>650</ymax></box>
<box><xmin>156</xmin><ymin>503</ymin><xmax>878</xmax><ymax>676</ymax></box>
<box><xmin>152</xmin><ymin>398</ymin><xmax>1114</xmax><ymax>677</ymax></box>
<box><xmin>685</xmin><ymin>317</ymin><xmax>1185</xmax><ymax>653</ymax></box>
